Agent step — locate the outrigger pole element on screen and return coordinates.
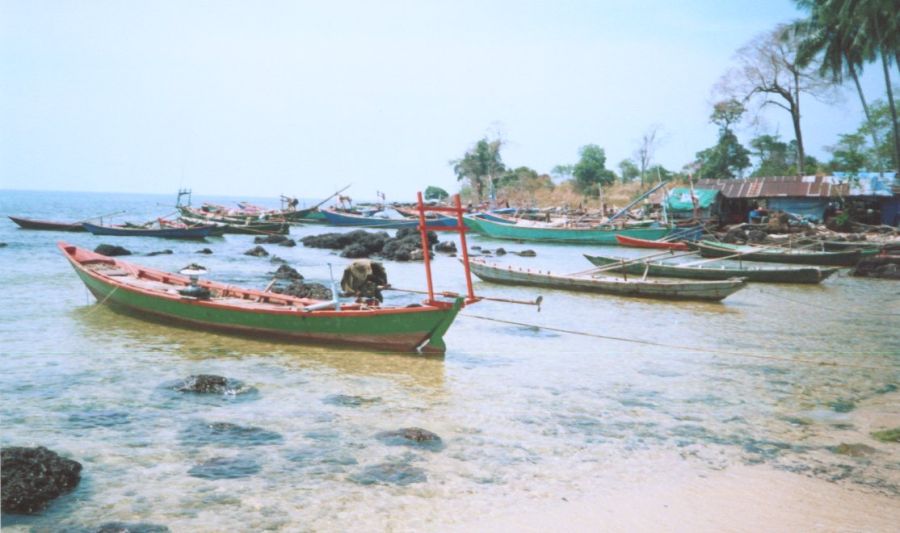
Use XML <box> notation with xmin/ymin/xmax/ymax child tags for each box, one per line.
<box><xmin>415</xmin><ymin>192</ymin><xmax>477</xmax><ymax>305</ymax></box>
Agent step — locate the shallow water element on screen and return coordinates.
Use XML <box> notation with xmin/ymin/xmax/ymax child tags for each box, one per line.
<box><xmin>1</xmin><ymin>190</ymin><xmax>898</xmax><ymax>531</ymax></box>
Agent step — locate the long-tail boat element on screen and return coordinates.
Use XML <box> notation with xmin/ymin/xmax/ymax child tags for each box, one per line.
<box><xmin>82</xmin><ymin>222</ymin><xmax>215</xmax><ymax>240</ymax></box>
<box><xmin>60</xmin><ymin>193</ymin><xmax>479</xmax><ymax>354</ymax></box>
<box><xmin>615</xmin><ymin>235</ymin><xmax>690</xmax><ymax>251</ymax></box>
<box><xmin>467</xmin><ymin>258</ymin><xmax>746</xmax><ymax>301</ymax></box>
<box><xmin>694</xmin><ymin>240</ymin><xmax>870</xmax><ymax>267</ymax></box>
<box><xmin>584</xmin><ymin>254</ymin><xmax>839</xmax><ymax>284</ymax></box>
<box><xmin>464</xmin><ymin>215</ymin><xmax>671</xmax><ymax>245</ymax></box>
<box><xmin>177</xmin><ymin>213</ymin><xmax>289</xmax><ymax>235</ymax></box>
<box><xmin>319</xmin><ymin>208</ymin><xmax>459</xmax><ymax>229</ymax></box>
<box><xmin>9</xmin><ymin>216</ymin><xmax>87</xmax><ymax>232</ymax></box>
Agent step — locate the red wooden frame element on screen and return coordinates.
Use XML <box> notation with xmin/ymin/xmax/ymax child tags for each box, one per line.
<box><xmin>415</xmin><ymin>192</ymin><xmax>477</xmax><ymax>305</ymax></box>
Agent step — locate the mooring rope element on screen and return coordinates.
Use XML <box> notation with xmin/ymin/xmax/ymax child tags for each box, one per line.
<box><xmin>80</xmin><ymin>285</ymin><xmax>120</xmax><ymax>317</ymax></box>
<box><xmin>750</xmin><ymin>286</ymin><xmax>900</xmax><ymax>317</ymax></box>
<box><xmin>459</xmin><ymin>312</ymin><xmax>899</xmax><ymax>371</ymax></box>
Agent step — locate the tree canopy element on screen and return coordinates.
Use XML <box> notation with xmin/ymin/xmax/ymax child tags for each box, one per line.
<box><xmin>424</xmin><ymin>186</ymin><xmax>449</xmax><ymax>201</ymax></box>
<box><xmin>573</xmin><ymin>145</ymin><xmax>616</xmax><ymax>195</ymax></box>
<box><xmin>451</xmin><ymin>138</ymin><xmax>505</xmax><ymax>202</ymax></box>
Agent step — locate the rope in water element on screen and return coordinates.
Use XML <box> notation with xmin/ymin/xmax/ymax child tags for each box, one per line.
<box><xmin>459</xmin><ymin>312</ymin><xmax>899</xmax><ymax>371</ymax></box>
<box><xmin>80</xmin><ymin>285</ymin><xmax>120</xmax><ymax>316</ymax></box>
<box><xmin>751</xmin><ymin>285</ymin><xmax>900</xmax><ymax>317</ymax></box>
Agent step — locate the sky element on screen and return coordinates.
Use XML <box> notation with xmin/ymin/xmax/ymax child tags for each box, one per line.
<box><xmin>0</xmin><ymin>0</ymin><xmax>887</xmax><ymax>201</ymax></box>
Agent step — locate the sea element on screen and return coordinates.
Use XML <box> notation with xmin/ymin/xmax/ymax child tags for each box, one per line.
<box><xmin>1</xmin><ymin>189</ymin><xmax>898</xmax><ymax>531</ymax></box>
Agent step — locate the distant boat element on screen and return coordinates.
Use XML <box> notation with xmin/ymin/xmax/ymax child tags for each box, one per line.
<box><xmin>464</xmin><ymin>215</ymin><xmax>671</xmax><ymax>245</ymax></box>
<box><xmin>584</xmin><ymin>254</ymin><xmax>840</xmax><ymax>284</ymax></box>
<box><xmin>9</xmin><ymin>216</ymin><xmax>87</xmax><ymax>232</ymax></box>
<box><xmin>467</xmin><ymin>258</ymin><xmax>746</xmax><ymax>301</ymax></box>
<box><xmin>177</xmin><ymin>214</ymin><xmax>289</xmax><ymax>235</ymax></box>
<box><xmin>319</xmin><ymin>208</ymin><xmax>458</xmax><ymax>229</ymax></box>
<box><xmin>82</xmin><ymin>222</ymin><xmax>215</xmax><ymax>240</ymax></box>
<box><xmin>59</xmin><ymin>242</ymin><xmax>465</xmax><ymax>353</ymax></box>
<box><xmin>694</xmin><ymin>240</ymin><xmax>871</xmax><ymax>267</ymax></box>
<box><xmin>615</xmin><ymin>235</ymin><xmax>690</xmax><ymax>251</ymax></box>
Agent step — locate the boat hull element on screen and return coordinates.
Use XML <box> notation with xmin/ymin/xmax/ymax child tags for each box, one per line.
<box><xmin>584</xmin><ymin>254</ymin><xmax>839</xmax><ymax>284</ymax></box>
<box><xmin>615</xmin><ymin>235</ymin><xmax>689</xmax><ymax>251</ymax></box>
<box><xmin>467</xmin><ymin>217</ymin><xmax>671</xmax><ymax>245</ymax></box>
<box><xmin>695</xmin><ymin>241</ymin><xmax>864</xmax><ymax>266</ymax></box>
<box><xmin>320</xmin><ymin>209</ymin><xmax>458</xmax><ymax>229</ymax></box>
<box><xmin>82</xmin><ymin>222</ymin><xmax>214</xmax><ymax>239</ymax></box>
<box><xmin>60</xmin><ymin>243</ymin><xmax>461</xmax><ymax>353</ymax></box>
<box><xmin>468</xmin><ymin>259</ymin><xmax>745</xmax><ymax>301</ymax></box>
<box><xmin>9</xmin><ymin>216</ymin><xmax>87</xmax><ymax>232</ymax></box>
<box><xmin>178</xmin><ymin>215</ymin><xmax>289</xmax><ymax>235</ymax></box>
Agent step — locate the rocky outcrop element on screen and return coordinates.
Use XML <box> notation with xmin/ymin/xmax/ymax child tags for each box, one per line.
<box><xmin>375</xmin><ymin>427</ymin><xmax>444</xmax><ymax>451</ymax></box>
<box><xmin>244</xmin><ymin>245</ymin><xmax>269</xmax><ymax>257</ymax></box>
<box><xmin>301</xmin><ymin>228</ymin><xmax>438</xmax><ymax>261</ymax></box>
<box><xmin>145</xmin><ymin>249</ymin><xmax>173</xmax><ymax>256</ymax></box>
<box><xmin>1</xmin><ymin>446</ymin><xmax>82</xmax><ymax>514</ymax></box>
<box><xmin>852</xmin><ymin>256</ymin><xmax>900</xmax><ymax>280</ymax></box>
<box><xmin>196</xmin><ymin>248</ymin><xmax>213</xmax><ymax>254</ymax></box>
<box><xmin>94</xmin><ymin>244</ymin><xmax>131</xmax><ymax>256</ymax></box>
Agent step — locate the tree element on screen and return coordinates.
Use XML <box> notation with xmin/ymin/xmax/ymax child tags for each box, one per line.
<box><xmin>695</xmin><ymin>100</ymin><xmax>751</xmax><ymax>179</ymax></box>
<box><xmin>720</xmin><ymin>25</ymin><xmax>832</xmax><ymax>174</ymax></box>
<box><xmin>424</xmin><ymin>186</ymin><xmax>449</xmax><ymax>201</ymax></box>
<box><xmin>618</xmin><ymin>159</ymin><xmax>640</xmax><ymax>182</ymax></box>
<box><xmin>634</xmin><ymin>125</ymin><xmax>663</xmax><ymax>186</ymax></box>
<box><xmin>550</xmin><ymin>164</ymin><xmax>574</xmax><ymax>183</ymax></box>
<box><xmin>645</xmin><ymin>164</ymin><xmax>674</xmax><ymax>182</ymax></box>
<box><xmin>573</xmin><ymin>144</ymin><xmax>616</xmax><ymax>195</ymax></box>
<box><xmin>450</xmin><ymin>138</ymin><xmax>505</xmax><ymax>202</ymax></box>
<box><xmin>750</xmin><ymin>134</ymin><xmax>793</xmax><ymax>176</ymax></box>
<box><xmin>827</xmin><ymin>132</ymin><xmax>869</xmax><ymax>172</ymax></box>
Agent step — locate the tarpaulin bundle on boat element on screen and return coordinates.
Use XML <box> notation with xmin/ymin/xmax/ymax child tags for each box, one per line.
<box><xmin>341</xmin><ymin>260</ymin><xmax>388</xmax><ymax>302</ymax></box>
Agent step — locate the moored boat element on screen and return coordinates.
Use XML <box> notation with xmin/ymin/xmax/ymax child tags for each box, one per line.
<box><xmin>465</xmin><ymin>216</ymin><xmax>671</xmax><ymax>245</ymax></box>
<box><xmin>615</xmin><ymin>235</ymin><xmax>690</xmax><ymax>251</ymax></box>
<box><xmin>468</xmin><ymin>258</ymin><xmax>746</xmax><ymax>301</ymax></box>
<box><xmin>177</xmin><ymin>213</ymin><xmax>290</xmax><ymax>235</ymax></box>
<box><xmin>9</xmin><ymin>216</ymin><xmax>88</xmax><ymax>232</ymax></box>
<box><xmin>59</xmin><ymin>243</ymin><xmax>465</xmax><ymax>353</ymax></box>
<box><xmin>320</xmin><ymin>208</ymin><xmax>459</xmax><ymax>229</ymax></box>
<box><xmin>694</xmin><ymin>240</ymin><xmax>869</xmax><ymax>267</ymax></box>
<box><xmin>82</xmin><ymin>222</ymin><xmax>215</xmax><ymax>240</ymax></box>
<box><xmin>584</xmin><ymin>254</ymin><xmax>839</xmax><ymax>284</ymax></box>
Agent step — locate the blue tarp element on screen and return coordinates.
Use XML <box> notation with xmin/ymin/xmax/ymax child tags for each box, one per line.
<box><xmin>831</xmin><ymin>172</ymin><xmax>897</xmax><ymax>197</ymax></box>
<box><xmin>766</xmin><ymin>198</ymin><xmax>828</xmax><ymax>222</ymax></box>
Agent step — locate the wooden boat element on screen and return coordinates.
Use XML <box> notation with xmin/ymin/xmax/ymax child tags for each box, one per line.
<box><xmin>615</xmin><ymin>235</ymin><xmax>689</xmax><ymax>251</ymax></box>
<box><xmin>467</xmin><ymin>258</ymin><xmax>746</xmax><ymax>301</ymax></box>
<box><xmin>320</xmin><ymin>208</ymin><xmax>459</xmax><ymax>229</ymax></box>
<box><xmin>59</xmin><ymin>243</ymin><xmax>463</xmax><ymax>353</ymax></box>
<box><xmin>82</xmin><ymin>222</ymin><xmax>215</xmax><ymax>240</ymax></box>
<box><xmin>464</xmin><ymin>215</ymin><xmax>671</xmax><ymax>245</ymax></box>
<box><xmin>9</xmin><ymin>216</ymin><xmax>87</xmax><ymax>232</ymax></box>
<box><xmin>177</xmin><ymin>214</ymin><xmax>289</xmax><ymax>235</ymax></box>
<box><xmin>694</xmin><ymin>240</ymin><xmax>868</xmax><ymax>267</ymax></box>
<box><xmin>583</xmin><ymin>254</ymin><xmax>839</xmax><ymax>284</ymax></box>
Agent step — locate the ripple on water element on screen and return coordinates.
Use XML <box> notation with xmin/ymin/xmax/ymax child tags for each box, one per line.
<box><xmin>188</xmin><ymin>455</ymin><xmax>262</xmax><ymax>480</ymax></box>
<box><xmin>348</xmin><ymin>453</ymin><xmax>428</xmax><ymax>486</ymax></box>
<box><xmin>66</xmin><ymin>410</ymin><xmax>131</xmax><ymax>429</ymax></box>
<box><xmin>322</xmin><ymin>394</ymin><xmax>381</xmax><ymax>407</ymax></box>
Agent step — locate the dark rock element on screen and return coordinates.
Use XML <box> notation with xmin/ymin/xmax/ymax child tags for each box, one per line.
<box><xmin>270</xmin><ymin>255</ymin><xmax>287</xmax><ymax>264</ymax></box>
<box><xmin>180</xmin><ymin>262</ymin><xmax>206</xmax><ymax>272</ymax></box>
<box><xmin>0</xmin><ymin>243</ymin><xmax>6</xmax><ymax>248</ymax></box>
<box><xmin>302</xmin><ymin>230</ymin><xmax>390</xmax><ymax>254</ymax></box>
<box><xmin>145</xmin><ymin>249</ymin><xmax>173</xmax><ymax>256</ymax></box>
<box><xmin>94</xmin><ymin>244</ymin><xmax>132</xmax><ymax>256</ymax></box>
<box><xmin>435</xmin><ymin>241</ymin><xmax>457</xmax><ymax>253</ymax></box>
<box><xmin>481</xmin><ymin>249</ymin><xmax>492</xmax><ymax>255</ymax></box>
<box><xmin>96</xmin><ymin>522</ymin><xmax>171</xmax><ymax>533</ymax></box>
<box><xmin>323</xmin><ymin>394</ymin><xmax>381</xmax><ymax>407</ymax></box>
<box><xmin>302</xmin><ymin>229</ymin><xmax>436</xmax><ymax>261</ymax></box>
<box><xmin>271</xmin><ymin>279</ymin><xmax>332</xmax><ymax>300</ymax></box>
<box><xmin>244</xmin><ymin>245</ymin><xmax>269</xmax><ymax>257</ymax></box>
<box><xmin>349</xmin><ymin>462</ymin><xmax>427</xmax><ymax>486</ymax></box>
<box><xmin>196</xmin><ymin>248</ymin><xmax>213</xmax><ymax>254</ymax></box>
<box><xmin>396</xmin><ymin>227</ymin><xmax>438</xmax><ymax>247</ymax></box>
<box><xmin>254</xmin><ymin>234</ymin><xmax>288</xmax><ymax>244</ymax></box>
<box><xmin>277</xmin><ymin>238</ymin><xmax>296</xmax><ymax>247</ymax></box>
<box><xmin>272</xmin><ymin>264</ymin><xmax>303</xmax><ymax>281</ymax></box>
<box><xmin>471</xmin><ymin>245</ymin><xmax>481</xmax><ymax>250</ymax></box>
<box><xmin>340</xmin><ymin>243</ymin><xmax>371</xmax><ymax>258</ymax></box>
<box><xmin>831</xmin><ymin>443</ymin><xmax>877</xmax><ymax>457</ymax></box>
<box><xmin>1</xmin><ymin>446</ymin><xmax>82</xmax><ymax>514</ymax></box>
<box><xmin>747</xmin><ymin>230</ymin><xmax>767</xmax><ymax>243</ymax></box>
<box><xmin>179</xmin><ymin>421</ymin><xmax>284</xmax><ymax>447</ymax></box>
<box><xmin>495</xmin><ymin>247</ymin><xmax>507</xmax><ymax>256</ymax></box>
<box><xmin>375</xmin><ymin>427</ymin><xmax>444</xmax><ymax>451</ymax></box>
<box><xmin>188</xmin><ymin>456</ymin><xmax>261</xmax><ymax>479</ymax></box>
<box><xmin>852</xmin><ymin>256</ymin><xmax>900</xmax><ymax>280</ymax></box>
<box><xmin>515</xmin><ymin>249</ymin><xmax>537</xmax><ymax>257</ymax></box>
<box><xmin>722</xmin><ymin>229</ymin><xmax>747</xmax><ymax>244</ymax></box>
<box><xmin>174</xmin><ymin>374</ymin><xmax>230</xmax><ymax>394</ymax></box>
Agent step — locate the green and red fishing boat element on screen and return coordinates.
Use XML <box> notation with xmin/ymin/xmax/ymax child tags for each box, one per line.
<box><xmin>59</xmin><ymin>193</ymin><xmax>479</xmax><ymax>354</ymax></box>
<box><xmin>463</xmin><ymin>215</ymin><xmax>671</xmax><ymax>245</ymax></box>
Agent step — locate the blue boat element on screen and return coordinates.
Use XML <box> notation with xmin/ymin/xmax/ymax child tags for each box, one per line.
<box><xmin>320</xmin><ymin>208</ymin><xmax>458</xmax><ymax>229</ymax></box>
<box><xmin>82</xmin><ymin>222</ymin><xmax>215</xmax><ymax>239</ymax></box>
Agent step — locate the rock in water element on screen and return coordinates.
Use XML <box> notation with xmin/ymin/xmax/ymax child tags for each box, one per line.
<box><xmin>94</xmin><ymin>244</ymin><xmax>131</xmax><ymax>256</ymax></box>
<box><xmin>278</xmin><ymin>238</ymin><xmax>296</xmax><ymax>247</ymax></box>
<box><xmin>196</xmin><ymin>248</ymin><xmax>213</xmax><ymax>254</ymax></box>
<box><xmin>175</xmin><ymin>374</ymin><xmax>228</xmax><ymax>394</ymax></box>
<box><xmin>244</xmin><ymin>245</ymin><xmax>269</xmax><ymax>257</ymax></box>
<box><xmin>1</xmin><ymin>446</ymin><xmax>82</xmax><ymax>514</ymax></box>
<box><xmin>516</xmin><ymin>249</ymin><xmax>537</xmax><ymax>257</ymax></box>
<box><xmin>434</xmin><ymin>241</ymin><xmax>457</xmax><ymax>253</ymax></box>
<box><xmin>272</xmin><ymin>264</ymin><xmax>303</xmax><ymax>281</ymax></box>
<box><xmin>852</xmin><ymin>256</ymin><xmax>900</xmax><ymax>280</ymax></box>
<box><xmin>375</xmin><ymin>427</ymin><xmax>444</xmax><ymax>451</ymax></box>
<box><xmin>95</xmin><ymin>522</ymin><xmax>171</xmax><ymax>533</ymax></box>
<box><xmin>146</xmin><ymin>249</ymin><xmax>173</xmax><ymax>256</ymax></box>
<box><xmin>254</xmin><ymin>234</ymin><xmax>288</xmax><ymax>244</ymax></box>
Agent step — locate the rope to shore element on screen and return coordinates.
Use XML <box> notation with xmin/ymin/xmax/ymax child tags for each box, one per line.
<box><xmin>459</xmin><ymin>313</ymin><xmax>899</xmax><ymax>371</ymax></box>
<box><xmin>750</xmin><ymin>286</ymin><xmax>900</xmax><ymax>317</ymax></box>
<box><xmin>80</xmin><ymin>285</ymin><xmax>120</xmax><ymax>317</ymax></box>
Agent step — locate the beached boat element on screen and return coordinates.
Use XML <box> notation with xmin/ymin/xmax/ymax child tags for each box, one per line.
<box><xmin>615</xmin><ymin>235</ymin><xmax>690</xmax><ymax>251</ymax></box>
<box><xmin>59</xmin><ymin>243</ymin><xmax>464</xmax><ymax>353</ymax></box>
<box><xmin>694</xmin><ymin>240</ymin><xmax>868</xmax><ymax>267</ymax></box>
<box><xmin>464</xmin><ymin>216</ymin><xmax>671</xmax><ymax>245</ymax></box>
<box><xmin>467</xmin><ymin>258</ymin><xmax>746</xmax><ymax>301</ymax></box>
<box><xmin>320</xmin><ymin>208</ymin><xmax>458</xmax><ymax>229</ymax></box>
<box><xmin>583</xmin><ymin>254</ymin><xmax>839</xmax><ymax>284</ymax></box>
<box><xmin>8</xmin><ymin>216</ymin><xmax>88</xmax><ymax>232</ymax></box>
<box><xmin>82</xmin><ymin>222</ymin><xmax>215</xmax><ymax>240</ymax></box>
<box><xmin>177</xmin><ymin>213</ymin><xmax>289</xmax><ymax>235</ymax></box>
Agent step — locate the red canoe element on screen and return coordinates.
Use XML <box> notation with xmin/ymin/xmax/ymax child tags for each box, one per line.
<box><xmin>615</xmin><ymin>234</ymin><xmax>689</xmax><ymax>251</ymax></box>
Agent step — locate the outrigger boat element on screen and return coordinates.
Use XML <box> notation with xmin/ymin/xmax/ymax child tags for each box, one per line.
<box><xmin>584</xmin><ymin>254</ymin><xmax>839</xmax><ymax>284</ymax></box>
<box><xmin>319</xmin><ymin>208</ymin><xmax>459</xmax><ymax>229</ymax></box>
<box><xmin>60</xmin><ymin>193</ymin><xmax>480</xmax><ymax>354</ymax></box>
<box><xmin>9</xmin><ymin>216</ymin><xmax>87</xmax><ymax>232</ymax></box>
<box><xmin>82</xmin><ymin>222</ymin><xmax>216</xmax><ymax>240</ymax></box>
<box><xmin>463</xmin><ymin>215</ymin><xmax>671</xmax><ymax>245</ymax></box>
<box><xmin>468</xmin><ymin>258</ymin><xmax>746</xmax><ymax>301</ymax></box>
<box><xmin>694</xmin><ymin>240</ymin><xmax>870</xmax><ymax>267</ymax></box>
<box><xmin>615</xmin><ymin>235</ymin><xmax>690</xmax><ymax>251</ymax></box>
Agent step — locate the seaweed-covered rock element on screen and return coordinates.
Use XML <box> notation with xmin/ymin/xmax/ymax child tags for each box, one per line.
<box><xmin>396</xmin><ymin>227</ymin><xmax>438</xmax><ymax>247</ymax></box>
<box><xmin>96</xmin><ymin>522</ymin><xmax>171</xmax><ymax>533</ymax></box>
<box><xmin>340</xmin><ymin>243</ymin><xmax>371</xmax><ymax>258</ymax></box>
<box><xmin>302</xmin><ymin>230</ymin><xmax>390</xmax><ymax>253</ymax></box>
<box><xmin>196</xmin><ymin>248</ymin><xmax>213</xmax><ymax>254</ymax></box>
<box><xmin>515</xmin><ymin>249</ymin><xmax>537</xmax><ymax>257</ymax></box>
<box><xmin>302</xmin><ymin>229</ymin><xmax>437</xmax><ymax>261</ymax></box>
<box><xmin>179</xmin><ymin>421</ymin><xmax>283</xmax><ymax>447</ymax></box>
<box><xmin>94</xmin><ymin>244</ymin><xmax>132</xmax><ymax>256</ymax></box>
<box><xmin>244</xmin><ymin>245</ymin><xmax>269</xmax><ymax>257</ymax></box>
<box><xmin>278</xmin><ymin>238</ymin><xmax>296</xmax><ymax>247</ymax></box>
<box><xmin>495</xmin><ymin>247</ymin><xmax>506</xmax><ymax>256</ymax></box>
<box><xmin>1</xmin><ymin>446</ymin><xmax>82</xmax><ymax>514</ymax></box>
<box><xmin>375</xmin><ymin>427</ymin><xmax>444</xmax><ymax>451</ymax></box>
<box><xmin>272</xmin><ymin>264</ymin><xmax>303</xmax><ymax>281</ymax></box>
<box><xmin>146</xmin><ymin>249</ymin><xmax>173</xmax><ymax>256</ymax></box>
<box><xmin>434</xmin><ymin>241</ymin><xmax>457</xmax><ymax>253</ymax></box>
<box><xmin>270</xmin><ymin>255</ymin><xmax>287</xmax><ymax>264</ymax></box>
<box><xmin>254</xmin><ymin>234</ymin><xmax>288</xmax><ymax>244</ymax></box>
<box><xmin>852</xmin><ymin>256</ymin><xmax>900</xmax><ymax>280</ymax></box>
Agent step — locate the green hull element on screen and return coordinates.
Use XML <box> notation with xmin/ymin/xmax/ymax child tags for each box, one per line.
<box><xmin>63</xmin><ymin>245</ymin><xmax>461</xmax><ymax>353</ymax></box>
<box><xmin>466</xmin><ymin>216</ymin><xmax>671</xmax><ymax>245</ymax></box>
<box><xmin>584</xmin><ymin>254</ymin><xmax>839</xmax><ymax>284</ymax></box>
<box><xmin>695</xmin><ymin>241</ymin><xmax>867</xmax><ymax>267</ymax></box>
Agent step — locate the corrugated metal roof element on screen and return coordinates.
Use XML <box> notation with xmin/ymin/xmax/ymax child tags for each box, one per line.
<box><xmin>693</xmin><ymin>173</ymin><xmax>897</xmax><ymax>199</ymax></box>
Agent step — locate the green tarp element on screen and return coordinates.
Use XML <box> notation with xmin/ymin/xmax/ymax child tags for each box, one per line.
<box><xmin>666</xmin><ymin>188</ymin><xmax>719</xmax><ymax>211</ymax></box>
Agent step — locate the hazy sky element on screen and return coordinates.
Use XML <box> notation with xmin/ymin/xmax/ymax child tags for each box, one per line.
<box><xmin>0</xmin><ymin>0</ymin><xmax>886</xmax><ymax>201</ymax></box>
